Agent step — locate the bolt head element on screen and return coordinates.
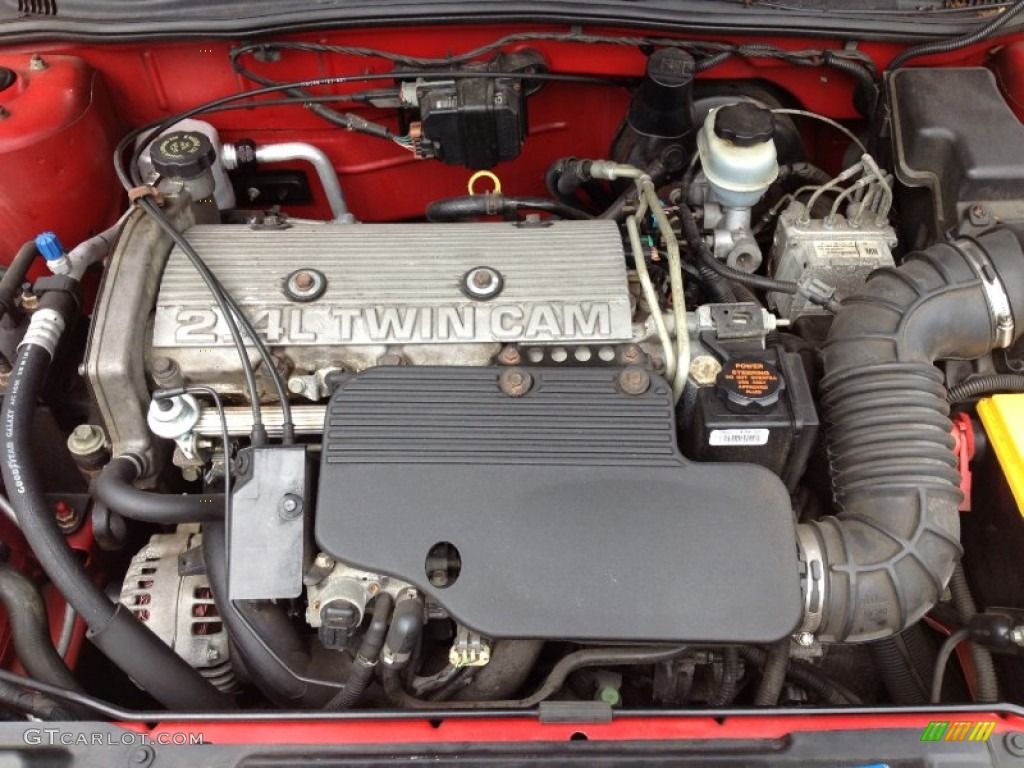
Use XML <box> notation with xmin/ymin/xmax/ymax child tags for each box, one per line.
<box><xmin>498</xmin><ymin>346</ymin><xmax>521</xmax><ymax>366</ymax></box>
<box><xmin>287</xmin><ymin>377</ymin><xmax>306</xmax><ymax>395</ymax></box>
<box><xmin>617</xmin><ymin>366</ymin><xmax>650</xmax><ymax>396</ymax></box>
<box><xmin>619</xmin><ymin>344</ymin><xmax>644</xmax><ymax>364</ymax></box>
<box><xmin>499</xmin><ymin>367</ymin><xmax>532</xmax><ymax>397</ymax></box>
<box><xmin>279</xmin><ymin>493</ymin><xmax>303</xmax><ymax>520</ymax></box>
<box><xmin>314</xmin><ymin>553</ymin><xmax>335</xmax><ymax>569</ymax></box>
<box><xmin>152</xmin><ymin>356</ymin><xmax>177</xmax><ymax>376</ymax></box>
<box><xmin>796</xmin><ymin>631</ymin><xmax>815</xmax><ymax>647</ymax></box>
<box><xmin>462</xmin><ymin>267</ymin><xmax>503</xmax><ymax>300</ymax></box>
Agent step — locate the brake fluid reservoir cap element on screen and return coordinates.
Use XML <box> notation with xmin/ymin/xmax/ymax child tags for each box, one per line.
<box><xmin>714</xmin><ymin>102</ymin><xmax>775</xmax><ymax>147</ymax></box>
<box><xmin>717</xmin><ymin>358</ymin><xmax>784</xmax><ymax>413</ymax></box>
<box><xmin>151</xmin><ymin>130</ymin><xmax>215</xmax><ymax>180</ymax></box>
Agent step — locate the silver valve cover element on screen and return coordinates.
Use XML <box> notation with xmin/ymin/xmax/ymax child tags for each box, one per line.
<box><xmin>150</xmin><ymin>220</ymin><xmax>633</xmax><ymax>395</ymax></box>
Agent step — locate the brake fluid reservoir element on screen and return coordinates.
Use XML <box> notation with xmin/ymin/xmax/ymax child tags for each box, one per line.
<box><xmin>0</xmin><ymin>54</ymin><xmax>121</xmax><ymax>262</ymax></box>
<box><xmin>697</xmin><ymin>102</ymin><xmax>779</xmax><ymax>208</ymax></box>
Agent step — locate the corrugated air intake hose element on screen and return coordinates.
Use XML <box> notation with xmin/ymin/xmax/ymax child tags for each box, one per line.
<box><xmin>797</xmin><ymin>228</ymin><xmax>1024</xmax><ymax>642</ymax></box>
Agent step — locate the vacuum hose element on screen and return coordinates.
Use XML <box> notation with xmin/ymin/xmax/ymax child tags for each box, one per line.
<box><xmin>798</xmin><ymin>229</ymin><xmax>1024</xmax><ymax>642</ymax></box>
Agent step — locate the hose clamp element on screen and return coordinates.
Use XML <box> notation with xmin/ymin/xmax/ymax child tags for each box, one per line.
<box><xmin>796</xmin><ymin>524</ymin><xmax>827</xmax><ymax>635</ymax></box>
<box><xmin>17</xmin><ymin>308</ymin><xmax>65</xmax><ymax>358</ymax></box>
<box><xmin>957</xmin><ymin>237</ymin><xmax>1015</xmax><ymax>349</ymax></box>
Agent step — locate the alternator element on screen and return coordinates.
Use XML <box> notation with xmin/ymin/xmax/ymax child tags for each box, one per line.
<box><xmin>120</xmin><ymin>527</ymin><xmax>236</xmax><ymax>693</ymax></box>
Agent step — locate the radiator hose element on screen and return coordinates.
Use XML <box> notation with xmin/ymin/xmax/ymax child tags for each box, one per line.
<box><xmin>0</xmin><ymin>287</ymin><xmax>234</xmax><ymax>710</ymax></box>
<box><xmin>798</xmin><ymin>229</ymin><xmax>1024</xmax><ymax>642</ymax></box>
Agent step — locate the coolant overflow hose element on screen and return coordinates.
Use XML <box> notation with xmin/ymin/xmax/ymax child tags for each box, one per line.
<box><xmin>798</xmin><ymin>229</ymin><xmax>1024</xmax><ymax>642</ymax></box>
<box><xmin>0</xmin><ymin>291</ymin><xmax>233</xmax><ymax>711</ymax></box>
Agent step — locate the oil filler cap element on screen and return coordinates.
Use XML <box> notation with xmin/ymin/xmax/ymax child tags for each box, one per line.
<box><xmin>713</xmin><ymin>102</ymin><xmax>775</xmax><ymax>147</ymax></box>
<box><xmin>150</xmin><ymin>130</ymin><xmax>215</xmax><ymax>180</ymax></box>
<box><xmin>717</xmin><ymin>357</ymin><xmax>784</xmax><ymax>413</ymax></box>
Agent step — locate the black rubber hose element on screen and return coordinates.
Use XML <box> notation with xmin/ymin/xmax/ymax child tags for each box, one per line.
<box><xmin>947</xmin><ymin>373</ymin><xmax>1024</xmax><ymax>403</ymax></box>
<box><xmin>425</xmin><ymin>195</ymin><xmax>592</xmax><ymax>222</ymax></box>
<box><xmin>799</xmin><ymin>228</ymin><xmax>1024</xmax><ymax>642</ymax></box>
<box><xmin>753</xmin><ymin>640</ymin><xmax>789</xmax><ymax>706</ymax></box>
<box><xmin>1</xmin><ymin>337</ymin><xmax>232</xmax><ymax>710</ymax></box>
<box><xmin>95</xmin><ymin>455</ymin><xmax>223</xmax><ymax>524</ymax></box>
<box><xmin>323</xmin><ymin>593</ymin><xmax>394</xmax><ymax>711</ymax></box>
<box><xmin>778</xmin><ymin>162</ymin><xmax>832</xmax><ymax>188</ymax></box>
<box><xmin>202</xmin><ymin>522</ymin><xmax>318</xmax><ymax>707</ymax></box>
<box><xmin>383</xmin><ymin>646</ymin><xmax>688</xmax><ymax>709</ymax></box>
<box><xmin>708</xmin><ymin>647</ymin><xmax>741</xmax><ymax>707</ymax></box>
<box><xmin>0</xmin><ymin>562</ymin><xmax>80</xmax><ymax>691</ymax></box>
<box><xmin>0</xmin><ymin>680</ymin><xmax>77</xmax><ymax>720</ymax></box>
<box><xmin>738</xmin><ymin>646</ymin><xmax>859</xmax><ymax>705</ymax></box>
<box><xmin>869</xmin><ymin>625</ymin><xmax>935</xmax><ymax>705</ymax></box>
<box><xmin>544</xmin><ymin>160</ymin><xmax>588</xmax><ymax>212</ymax></box>
<box><xmin>0</xmin><ymin>241</ymin><xmax>38</xmax><ymax>320</ymax></box>
<box><xmin>949</xmin><ymin>563</ymin><xmax>1000</xmax><ymax>703</ymax></box>
<box><xmin>887</xmin><ymin>0</ymin><xmax>1024</xmax><ymax>70</ymax></box>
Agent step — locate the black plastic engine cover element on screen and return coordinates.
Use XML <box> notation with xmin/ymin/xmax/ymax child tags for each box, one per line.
<box><xmin>316</xmin><ymin>366</ymin><xmax>802</xmax><ymax>642</ymax></box>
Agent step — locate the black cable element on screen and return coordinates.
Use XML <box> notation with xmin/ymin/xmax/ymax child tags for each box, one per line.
<box><xmin>135</xmin><ymin>197</ymin><xmax>268</xmax><ymax>446</ymax></box>
<box><xmin>948</xmin><ymin>563</ymin><xmax>1000</xmax><ymax>704</ymax></box>
<box><xmin>931</xmin><ymin>627</ymin><xmax>972</xmax><ymax>704</ymax></box>
<box><xmin>947</xmin><ymin>373</ymin><xmax>1024</xmax><ymax>402</ymax></box>
<box><xmin>888</xmin><ymin>0</ymin><xmax>1024</xmax><ymax>70</ymax></box>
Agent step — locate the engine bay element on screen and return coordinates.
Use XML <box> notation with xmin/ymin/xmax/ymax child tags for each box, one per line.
<box><xmin>1</xmin><ymin>14</ymin><xmax>1024</xmax><ymax>721</ymax></box>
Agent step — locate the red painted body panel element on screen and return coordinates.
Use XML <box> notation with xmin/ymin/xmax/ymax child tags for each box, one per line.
<box><xmin>0</xmin><ymin>26</ymin><xmax>1018</xmax><ymax>251</ymax></box>
<box><xmin>1</xmin><ymin>20</ymin><xmax>1024</xmax><ymax>744</ymax></box>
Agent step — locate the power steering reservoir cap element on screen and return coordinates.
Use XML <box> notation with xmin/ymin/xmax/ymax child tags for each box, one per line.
<box><xmin>150</xmin><ymin>130</ymin><xmax>216</xmax><ymax>180</ymax></box>
<box><xmin>717</xmin><ymin>357</ymin><xmax>785</xmax><ymax>413</ymax></box>
<box><xmin>713</xmin><ymin>102</ymin><xmax>775</xmax><ymax>147</ymax></box>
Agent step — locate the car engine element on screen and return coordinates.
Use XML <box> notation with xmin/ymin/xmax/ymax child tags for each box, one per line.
<box><xmin>1</xmin><ymin>17</ymin><xmax>1024</xmax><ymax>719</ymax></box>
